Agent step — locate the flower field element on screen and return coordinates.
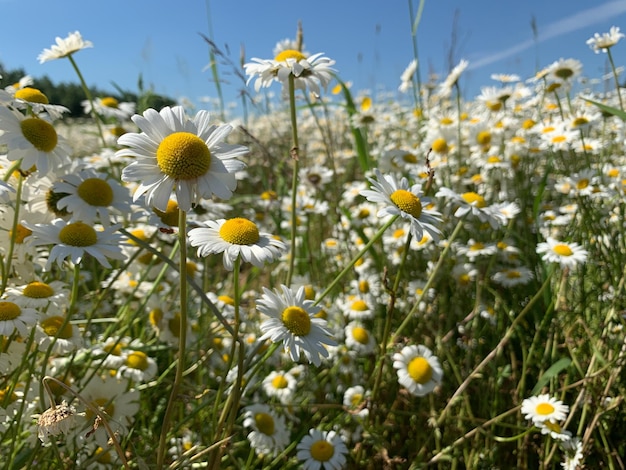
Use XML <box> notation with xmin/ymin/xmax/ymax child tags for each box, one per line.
<box><xmin>0</xmin><ymin>23</ymin><xmax>625</xmax><ymax>470</ymax></box>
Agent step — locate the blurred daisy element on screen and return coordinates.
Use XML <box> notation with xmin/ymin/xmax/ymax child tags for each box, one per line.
<box><xmin>11</xmin><ymin>87</ymin><xmax>70</xmax><ymax>120</ymax></box>
<box><xmin>117</xmin><ymin>350</ymin><xmax>158</xmax><ymax>383</ymax></box>
<box><xmin>521</xmin><ymin>394</ymin><xmax>569</xmax><ymax>424</ymax></box>
<box><xmin>244</xmin><ymin>50</ymin><xmax>336</xmax><ymax>97</ymax></box>
<box><xmin>436</xmin><ymin>188</ymin><xmax>506</xmax><ymax>229</ymax></box>
<box><xmin>188</xmin><ymin>217</ymin><xmax>287</xmax><ymax>271</ymax></box>
<box><xmin>0</xmin><ymin>301</ymin><xmax>39</xmax><ymax>336</ymax></box>
<box><xmin>539</xmin><ymin>420</ymin><xmax>572</xmax><ymax>441</ymax></box>
<box><xmin>491</xmin><ymin>266</ymin><xmax>534</xmax><ymax>287</ymax></box>
<box><xmin>536</xmin><ymin>238</ymin><xmax>588</xmax><ymax>269</ymax></box>
<box><xmin>438</xmin><ymin>59</ymin><xmax>469</xmax><ymax>98</ymax></box>
<box><xmin>344</xmin><ymin>321</ymin><xmax>376</xmax><ymax>355</ymax></box>
<box><xmin>546</xmin><ymin>58</ymin><xmax>582</xmax><ymax>85</ymax></box>
<box><xmin>296</xmin><ymin>428</ymin><xmax>348</xmax><ymax>470</ymax></box>
<box><xmin>393</xmin><ymin>344</ymin><xmax>443</xmax><ymax>397</ymax></box>
<box><xmin>37</xmin><ymin>31</ymin><xmax>93</xmax><ymax>63</ymax></box>
<box><xmin>398</xmin><ymin>59</ymin><xmax>418</xmax><ymax>93</ymax></box>
<box><xmin>343</xmin><ymin>385</ymin><xmax>369</xmax><ymax>418</ymax></box>
<box><xmin>587</xmin><ymin>26</ymin><xmax>624</xmax><ymax>53</ymax></box>
<box><xmin>82</xmin><ymin>96</ymin><xmax>135</xmax><ymax>120</ymax></box>
<box><xmin>26</xmin><ymin>219</ymin><xmax>126</xmax><ymax>270</ymax></box>
<box><xmin>560</xmin><ymin>437</ymin><xmax>583</xmax><ymax>470</ymax></box>
<box><xmin>360</xmin><ymin>168</ymin><xmax>442</xmax><ymax>241</ymax></box>
<box><xmin>36</xmin><ymin>314</ymin><xmax>83</xmax><ymax>353</ymax></box>
<box><xmin>242</xmin><ymin>404</ymin><xmax>290</xmax><ymax>457</ymax></box>
<box><xmin>262</xmin><ymin>370</ymin><xmax>297</xmax><ymax>404</ymax></box>
<box><xmin>257</xmin><ymin>285</ymin><xmax>337</xmax><ymax>366</ymax></box>
<box><xmin>53</xmin><ymin>167</ymin><xmax>132</xmax><ymax>226</ymax></box>
<box><xmin>4</xmin><ymin>280</ymin><xmax>69</xmax><ymax>314</ymax></box>
<box><xmin>0</xmin><ymin>106</ymin><xmax>71</xmax><ymax>176</ymax></box>
<box><xmin>117</xmin><ymin>105</ymin><xmax>248</xmax><ymax>212</ymax></box>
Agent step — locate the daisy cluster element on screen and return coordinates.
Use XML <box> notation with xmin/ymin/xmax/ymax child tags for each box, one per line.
<box><xmin>0</xmin><ymin>23</ymin><xmax>624</xmax><ymax>469</ymax></box>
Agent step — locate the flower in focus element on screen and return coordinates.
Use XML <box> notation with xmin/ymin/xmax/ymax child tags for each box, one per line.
<box><xmin>536</xmin><ymin>238</ymin><xmax>588</xmax><ymax>269</ymax></box>
<box><xmin>360</xmin><ymin>168</ymin><xmax>442</xmax><ymax>241</ymax></box>
<box><xmin>188</xmin><ymin>217</ymin><xmax>287</xmax><ymax>270</ymax></box>
<box><xmin>392</xmin><ymin>344</ymin><xmax>443</xmax><ymax>397</ymax></box>
<box><xmin>117</xmin><ymin>105</ymin><xmax>248</xmax><ymax>212</ymax></box>
<box><xmin>521</xmin><ymin>394</ymin><xmax>569</xmax><ymax>424</ymax></box>
<box><xmin>296</xmin><ymin>428</ymin><xmax>348</xmax><ymax>470</ymax></box>
<box><xmin>257</xmin><ymin>285</ymin><xmax>337</xmax><ymax>366</ymax></box>
<box><xmin>38</xmin><ymin>31</ymin><xmax>93</xmax><ymax>63</ymax></box>
<box><xmin>0</xmin><ymin>106</ymin><xmax>71</xmax><ymax>176</ymax></box>
<box><xmin>242</xmin><ymin>404</ymin><xmax>290</xmax><ymax>457</ymax></box>
<box><xmin>244</xmin><ymin>50</ymin><xmax>336</xmax><ymax>97</ymax></box>
<box><xmin>587</xmin><ymin>26</ymin><xmax>624</xmax><ymax>53</ymax></box>
<box><xmin>26</xmin><ymin>219</ymin><xmax>127</xmax><ymax>270</ymax></box>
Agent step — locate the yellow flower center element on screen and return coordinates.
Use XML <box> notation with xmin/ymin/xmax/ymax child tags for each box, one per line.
<box><xmin>87</xmin><ymin>398</ymin><xmax>115</xmax><ymax>422</ymax></box>
<box><xmin>358</xmin><ymin>280</ymin><xmax>370</xmax><ymax>294</ymax></box>
<box><xmin>168</xmin><ymin>313</ymin><xmax>181</xmax><ymax>338</ymax></box>
<box><xmin>45</xmin><ymin>189</ymin><xmax>70</xmax><ymax>217</ymax></box>
<box><xmin>281</xmin><ymin>306</ymin><xmax>311</xmax><ymax>336</ymax></box>
<box><xmin>14</xmin><ymin>87</ymin><xmax>49</xmax><ymax>104</ymax></box>
<box><xmin>40</xmin><ymin>315</ymin><xmax>73</xmax><ymax>339</ymax></box>
<box><xmin>403</xmin><ymin>153</ymin><xmax>418</xmax><ymax>163</ymax></box>
<box><xmin>0</xmin><ymin>301</ymin><xmax>21</xmax><ymax>321</ymax></box>
<box><xmin>149</xmin><ymin>308</ymin><xmax>163</xmax><ymax>326</ymax></box>
<box><xmin>350</xmin><ymin>393</ymin><xmax>363</xmax><ymax>406</ymax></box>
<box><xmin>572</xmin><ymin>117</ymin><xmax>588</xmax><ymax>127</ymax></box>
<box><xmin>260</xmin><ymin>190</ymin><xmax>277</xmax><ymax>201</ymax></box>
<box><xmin>219</xmin><ymin>218</ymin><xmax>260</xmax><ymax>245</ymax></box>
<box><xmin>431</xmin><ymin>137</ymin><xmax>448</xmax><ymax>153</ymax></box>
<box><xmin>0</xmin><ymin>387</ymin><xmax>18</xmax><ymax>407</ymax></box>
<box><xmin>95</xmin><ymin>447</ymin><xmax>112</xmax><ymax>464</ymax></box>
<box><xmin>551</xmin><ymin>135</ymin><xmax>566</xmax><ymax>144</ymax></box>
<box><xmin>407</xmin><ymin>356</ymin><xmax>433</xmax><ymax>384</ymax></box>
<box><xmin>351</xmin><ymin>300</ymin><xmax>368</xmax><ymax>311</ymax></box>
<box><xmin>104</xmin><ymin>343</ymin><xmax>123</xmax><ymax>356</ymax></box>
<box><xmin>487</xmin><ymin>155</ymin><xmax>502</xmax><ymax>164</ymax></box>
<box><xmin>153</xmin><ymin>199</ymin><xmax>180</xmax><ymax>227</ymax></box>
<box><xmin>23</xmin><ymin>281</ymin><xmax>54</xmax><ymax>298</ymax></box>
<box><xmin>310</xmin><ymin>440</ymin><xmax>335</xmax><ymax>462</ymax></box>
<box><xmin>390</xmin><ymin>189</ymin><xmax>422</xmax><ymax>218</ymax></box>
<box><xmin>77</xmin><ymin>178</ymin><xmax>114</xmax><ymax>207</ymax></box>
<box><xmin>110</xmin><ymin>125</ymin><xmax>127</xmax><ymax>137</ymax></box>
<box><xmin>10</xmin><ymin>223</ymin><xmax>32</xmax><ymax>244</ymax></box>
<box><xmin>58</xmin><ymin>222</ymin><xmax>98</xmax><ymax>247</ymax></box>
<box><xmin>274</xmin><ymin>49</ymin><xmax>306</xmax><ymax>62</ymax></box>
<box><xmin>461</xmin><ymin>192</ymin><xmax>486</xmax><ymax>208</ymax></box>
<box><xmin>352</xmin><ymin>326</ymin><xmax>370</xmax><ymax>345</ymax></box>
<box><xmin>506</xmin><ymin>270</ymin><xmax>521</xmax><ymax>279</ymax></box>
<box><xmin>576</xmin><ymin>179</ymin><xmax>589</xmax><ymax>190</ymax></box>
<box><xmin>543</xmin><ymin>420</ymin><xmax>561</xmax><ymax>433</ymax></box>
<box><xmin>487</xmin><ymin>101</ymin><xmax>502</xmax><ymax>111</ymax></box>
<box><xmin>554</xmin><ymin>67</ymin><xmax>573</xmax><ymax>80</ymax></box>
<box><xmin>271</xmin><ymin>375</ymin><xmax>289</xmax><ymax>389</ymax></box>
<box><xmin>360</xmin><ymin>96</ymin><xmax>372</xmax><ymax>112</ymax></box>
<box><xmin>553</xmin><ymin>244</ymin><xmax>573</xmax><ymax>256</ymax></box>
<box><xmin>536</xmin><ymin>402</ymin><xmax>555</xmax><ymax>416</ymax></box>
<box><xmin>100</xmin><ymin>97</ymin><xmax>119</xmax><ymax>108</ymax></box>
<box><xmin>476</xmin><ymin>130</ymin><xmax>492</xmax><ymax>146</ymax></box>
<box><xmin>440</xmin><ymin>117</ymin><xmax>453</xmax><ymax>125</ymax></box>
<box><xmin>254</xmin><ymin>412</ymin><xmax>275</xmax><ymax>435</ymax></box>
<box><xmin>470</xmin><ymin>242</ymin><xmax>485</xmax><ymax>251</ymax></box>
<box><xmin>156</xmin><ymin>132</ymin><xmax>211</xmax><ymax>180</ymax></box>
<box><xmin>126</xmin><ymin>351</ymin><xmax>149</xmax><ymax>370</ymax></box>
<box><xmin>20</xmin><ymin>117</ymin><xmax>58</xmax><ymax>152</ymax></box>
<box><xmin>218</xmin><ymin>295</ymin><xmax>235</xmax><ymax>306</ymax></box>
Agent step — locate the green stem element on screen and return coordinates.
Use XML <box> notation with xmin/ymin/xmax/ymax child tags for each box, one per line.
<box><xmin>286</xmin><ymin>73</ymin><xmax>300</xmax><ymax>287</ymax></box>
<box><xmin>607</xmin><ymin>48</ymin><xmax>624</xmax><ymax>111</ymax></box>
<box><xmin>156</xmin><ymin>209</ymin><xmax>188</xmax><ymax>470</ymax></box>
<box><xmin>1</xmin><ymin>173</ymin><xmax>24</xmax><ymax>296</ymax></box>
<box><xmin>67</xmin><ymin>54</ymin><xmax>106</xmax><ymax>146</ymax></box>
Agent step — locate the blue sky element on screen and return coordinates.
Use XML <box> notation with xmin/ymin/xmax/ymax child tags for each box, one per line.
<box><xmin>1</xmin><ymin>0</ymin><xmax>626</xmax><ymax>111</ymax></box>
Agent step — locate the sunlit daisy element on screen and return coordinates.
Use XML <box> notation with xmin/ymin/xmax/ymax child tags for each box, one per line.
<box><xmin>188</xmin><ymin>217</ymin><xmax>287</xmax><ymax>270</ymax></box>
<box><xmin>0</xmin><ymin>301</ymin><xmax>39</xmax><ymax>336</ymax></box>
<box><xmin>117</xmin><ymin>105</ymin><xmax>248</xmax><ymax>212</ymax></box>
<box><xmin>26</xmin><ymin>219</ymin><xmax>126</xmax><ymax>270</ymax></box>
<box><xmin>435</xmin><ymin>187</ymin><xmax>506</xmax><ymax>229</ymax></box>
<box><xmin>37</xmin><ymin>31</ymin><xmax>93</xmax><ymax>63</ymax></box>
<box><xmin>82</xmin><ymin>96</ymin><xmax>135</xmax><ymax>120</ymax></box>
<box><xmin>36</xmin><ymin>314</ymin><xmax>83</xmax><ymax>353</ymax></box>
<box><xmin>11</xmin><ymin>87</ymin><xmax>70</xmax><ymax>120</ymax></box>
<box><xmin>242</xmin><ymin>404</ymin><xmax>290</xmax><ymax>457</ymax></box>
<box><xmin>257</xmin><ymin>285</ymin><xmax>337</xmax><ymax>366</ymax></box>
<box><xmin>0</xmin><ymin>106</ymin><xmax>71</xmax><ymax>176</ymax></box>
<box><xmin>116</xmin><ymin>349</ymin><xmax>158</xmax><ymax>383</ymax></box>
<box><xmin>344</xmin><ymin>321</ymin><xmax>376</xmax><ymax>355</ymax></box>
<box><xmin>587</xmin><ymin>26</ymin><xmax>624</xmax><ymax>53</ymax></box>
<box><xmin>4</xmin><ymin>280</ymin><xmax>69</xmax><ymax>313</ymax></box>
<box><xmin>536</xmin><ymin>238</ymin><xmax>588</xmax><ymax>269</ymax></box>
<box><xmin>360</xmin><ymin>168</ymin><xmax>442</xmax><ymax>241</ymax></box>
<box><xmin>244</xmin><ymin>50</ymin><xmax>336</xmax><ymax>97</ymax></box>
<box><xmin>262</xmin><ymin>370</ymin><xmax>297</xmax><ymax>404</ymax></box>
<box><xmin>296</xmin><ymin>428</ymin><xmax>348</xmax><ymax>470</ymax></box>
<box><xmin>521</xmin><ymin>394</ymin><xmax>569</xmax><ymax>424</ymax></box>
<box><xmin>53</xmin><ymin>167</ymin><xmax>131</xmax><ymax>226</ymax></box>
<box><xmin>393</xmin><ymin>344</ymin><xmax>443</xmax><ymax>397</ymax></box>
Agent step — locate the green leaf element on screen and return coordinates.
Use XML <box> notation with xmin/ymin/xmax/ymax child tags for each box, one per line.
<box><xmin>531</xmin><ymin>357</ymin><xmax>572</xmax><ymax>395</ymax></box>
<box><xmin>583</xmin><ymin>98</ymin><xmax>626</xmax><ymax>121</ymax></box>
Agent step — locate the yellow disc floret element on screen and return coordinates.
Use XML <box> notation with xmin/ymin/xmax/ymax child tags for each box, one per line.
<box><xmin>254</xmin><ymin>412</ymin><xmax>275</xmax><ymax>435</ymax></box>
<box><xmin>59</xmin><ymin>222</ymin><xmax>98</xmax><ymax>247</ymax></box>
<box><xmin>461</xmin><ymin>192</ymin><xmax>486</xmax><ymax>208</ymax></box>
<box><xmin>77</xmin><ymin>178</ymin><xmax>114</xmax><ymax>206</ymax></box>
<box><xmin>14</xmin><ymin>87</ymin><xmax>49</xmax><ymax>104</ymax></box>
<box><xmin>0</xmin><ymin>301</ymin><xmax>21</xmax><ymax>321</ymax></box>
<box><xmin>23</xmin><ymin>281</ymin><xmax>54</xmax><ymax>298</ymax></box>
<box><xmin>553</xmin><ymin>244</ymin><xmax>573</xmax><ymax>256</ymax></box>
<box><xmin>126</xmin><ymin>351</ymin><xmax>149</xmax><ymax>370</ymax></box>
<box><xmin>390</xmin><ymin>189</ymin><xmax>423</xmax><ymax>218</ymax></box>
<box><xmin>219</xmin><ymin>218</ymin><xmax>260</xmax><ymax>245</ymax></box>
<box><xmin>20</xmin><ymin>117</ymin><xmax>58</xmax><ymax>152</ymax></box>
<box><xmin>100</xmin><ymin>97</ymin><xmax>119</xmax><ymax>108</ymax></box>
<box><xmin>352</xmin><ymin>326</ymin><xmax>370</xmax><ymax>345</ymax></box>
<box><xmin>156</xmin><ymin>132</ymin><xmax>211</xmax><ymax>180</ymax></box>
<box><xmin>407</xmin><ymin>356</ymin><xmax>433</xmax><ymax>384</ymax></box>
<box><xmin>310</xmin><ymin>440</ymin><xmax>334</xmax><ymax>462</ymax></box>
<box><xmin>274</xmin><ymin>49</ymin><xmax>306</xmax><ymax>62</ymax></box>
<box><xmin>281</xmin><ymin>306</ymin><xmax>311</xmax><ymax>336</ymax></box>
<box><xmin>40</xmin><ymin>316</ymin><xmax>73</xmax><ymax>339</ymax></box>
<box><xmin>271</xmin><ymin>375</ymin><xmax>289</xmax><ymax>389</ymax></box>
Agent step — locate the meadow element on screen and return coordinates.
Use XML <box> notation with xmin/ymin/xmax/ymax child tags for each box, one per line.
<box><xmin>0</xmin><ymin>21</ymin><xmax>624</xmax><ymax>470</ymax></box>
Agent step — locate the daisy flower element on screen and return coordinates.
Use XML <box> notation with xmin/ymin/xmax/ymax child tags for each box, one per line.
<box><xmin>244</xmin><ymin>50</ymin><xmax>336</xmax><ymax>97</ymax></box>
<box><xmin>53</xmin><ymin>167</ymin><xmax>132</xmax><ymax>226</ymax></box>
<box><xmin>360</xmin><ymin>168</ymin><xmax>442</xmax><ymax>241</ymax></box>
<box><xmin>82</xmin><ymin>96</ymin><xmax>135</xmax><ymax>120</ymax></box>
<box><xmin>0</xmin><ymin>301</ymin><xmax>39</xmax><ymax>336</ymax></box>
<box><xmin>491</xmin><ymin>266</ymin><xmax>534</xmax><ymax>287</ymax></box>
<box><xmin>117</xmin><ymin>105</ymin><xmax>248</xmax><ymax>212</ymax></box>
<box><xmin>435</xmin><ymin>187</ymin><xmax>506</xmax><ymax>229</ymax></box>
<box><xmin>36</xmin><ymin>314</ymin><xmax>83</xmax><ymax>353</ymax></box>
<box><xmin>521</xmin><ymin>394</ymin><xmax>569</xmax><ymax>424</ymax></box>
<box><xmin>26</xmin><ymin>219</ymin><xmax>126</xmax><ymax>270</ymax></box>
<box><xmin>257</xmin><ymin>285</ymin><xmax>337</xmax><ymax>367</ymax></box>
<box><xmin>37</xmin><ymin>31</ymin><xmax>93</xmax><ymax>63</ymax></box>
<box><xmin>4</xmin><ymin>280</ymin><xmax>69</xmax><ymax>314</ymax></box>
<box><xmin>262</xmin><ymin>370</ymin><xmax>297</xmax><ymax>404</ymax></box>
<box><xmin>560</xmin><ymin>437</ymin><xmax>583</xmax><ymax>470</ymax></box>
<box><xmin>116</xmin><ymin>350</ymin><xmax>158</xmax><ymax>383</ymax></box>
<box><xmin>296</xmin><ymin>428</ymin><xmax>348</xmax><ymax>470</ymax></box>
<box><xmin>536</xmin><ymin>238</ymin><xmax>588</xmax><ymax>269</ymax></box>
<box><xmin>587</xmin><ymin>26</ymin><xmax>624</xmax><ymax>53</ymax></box>
<box><xmin>11</xmin><ymin>87</ymin><xmax>70</xmax><ymax>120</ymax></box>
<box><xmin>188</xmin><ymin>217</ymin><xmax>287</xmax><ymax>270</ymax></box>
<box><xmin>344</xmin><ymin>321</ymin><xmax>376</xmax><ymax>355</ymax></box>
<box><xmin>343</xmin><ymin>385</ymin><xmax>369</xmax><ymax>415</ymax></box>
<box><xmin>242</xmin><ymin>404</ymin><xmax>290</xmax><ymax>457</ymax></box>
<box><xmin>539</xmin><ymin>420</ymin><xmax>572</xmax><ymax>441</ymax></box>
<box><xmin>392</xmin><ymin>344</ymin><xmax>443</xmax><ymax>397</ymax></box>
<box><xmin>0</xmin><ymin>106</ymin><xmax>72</xmax><ymax>176</ymax></box>
<box><xmin>399</xmin><ymin>59</ymin><xmax>418</xmax><ymax>93</ymax></box>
